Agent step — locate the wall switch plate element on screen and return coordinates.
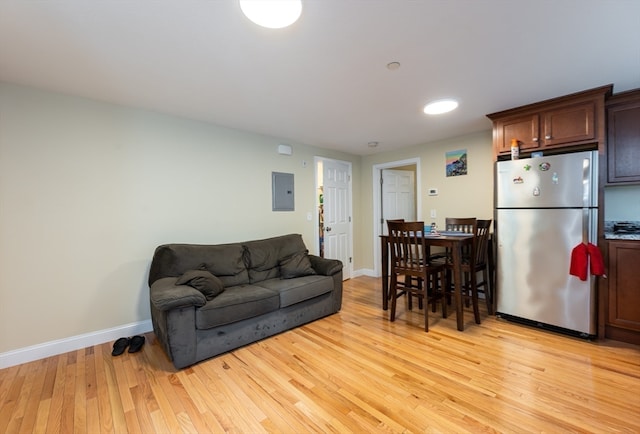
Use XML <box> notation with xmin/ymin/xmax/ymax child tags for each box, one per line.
<box><xmin>428</xmin><ymin>188</ymin><xmax>438</xmax><ymax>196</ymax></box>
<box><xmin>430</xmin><ymin>209</ymin><xmax>437</xmax><ymax>218</ymax></box>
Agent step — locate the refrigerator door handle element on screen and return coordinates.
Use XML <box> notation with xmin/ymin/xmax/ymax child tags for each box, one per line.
<box><xmin>582</xmin><ymin>208</ymin><xmax>590</xmax><ymax>244</ymax></box>
<box><xmin>584</xmin><ymin>151</ymin><xmax>598</xmax><ymax>208</ymax></box>
<box><xmin>582</xmin><ymin>157</ymin><xmax>591</xmax><ymax>208</ymax></box>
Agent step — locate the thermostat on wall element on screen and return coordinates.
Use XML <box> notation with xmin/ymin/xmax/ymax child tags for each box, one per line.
<box><xmin>428</xmin><ymin>188</ymin><xmax>438</xmax><ymax>196</ymax></box>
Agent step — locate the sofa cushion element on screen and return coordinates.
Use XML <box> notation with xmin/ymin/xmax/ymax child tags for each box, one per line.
<box><xmin>255</xmin><ymin>275</ymin><xmax>332</xmax><ymax>308</ymax></box>
<box><xmin>244</xmin><ymin>234</ymin><xmax>309</xmax><ymax>282</ymax></box>
<box><xmin>150</xmin><ymin>277</ymin><xmax>207</xmax><ymax>311</ymax></box>
<box><xmin>149</xmin><ymin>243</ymin><xmax>249</xmax><ymax>287</ymax></box>
<box><xmin>195</xmin><ymin>285</ymin><xmax>279</xmax><ymax>329</ymax></box>
<box><xmin>279</xmin><ymin>251</ymin><xmax>317</xmax><ymax>279</ymax></box>
<box><xmin>176</xmin><ymin>270</ymin><xmax>224</xmax><ymax>300</ymax></box>
<box><xmin>308</xmin><ymin>255</ymin><xmax>343</xmax><ymax>276</ymax></box>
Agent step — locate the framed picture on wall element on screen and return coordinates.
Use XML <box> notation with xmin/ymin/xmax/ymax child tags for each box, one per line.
<box><xmin>446</xmin><ymin>149</ymin><xmax>467</xmax><ymax>177</ymax></box>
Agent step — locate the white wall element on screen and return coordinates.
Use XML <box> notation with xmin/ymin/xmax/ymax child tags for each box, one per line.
<box><xmin>604</xmin><ymin>185</ymin><xmax>640</xmax><ymax>221</ymax></box>
<box><xmin>356</xmin><ymin>132</ymin><xmax>494</xmax><ymax>272</ymax></box>
<box><xmin>0</xmin><ymin>82</ymin><xmax>494</xmax><ymax>364</ymax></box>
<box><xmin>0</xmin><ymin>83</ymin><xmax>360</xmax><ymax>358</ymax></box>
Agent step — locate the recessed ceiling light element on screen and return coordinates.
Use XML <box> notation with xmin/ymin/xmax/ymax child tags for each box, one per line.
<box><xmin>387</xmin><ymin>62</ymin><xmax>401</xmax><ymax>71</ymax></box>
<box><xmin>240</xmin><ymin>0</ymin><xmax>302</xmax><ymax>29</ymax></box>
<box><xmin>423</xmin><ymin>99</ymin><xmax>459</xmax><ymax>115</ymax></box>
<box><xmin>368</xmin><ymin>141</ymin><xmax>379</xmax><ymax>148</ymax></box>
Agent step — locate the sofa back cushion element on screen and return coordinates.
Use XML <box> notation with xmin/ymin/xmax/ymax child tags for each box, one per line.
<box><xmin>149</xmin><ymin>243</ymin><xmax>249</xmax><ymax>287</ymax></box>
<box><xmin>244</xmin><ymin>234</ymin><xmax>308</xmax><ymax>282</ymax></box>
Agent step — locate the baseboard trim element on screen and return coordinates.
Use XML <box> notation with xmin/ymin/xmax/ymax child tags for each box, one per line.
<box><xmin>0</xmin><ymin>320</ymin><xmax>153</xmax><ymax>369</ymax></box>
<box><xmin>353</xmin><ymin>268</ymin><xmax>377</xmax><ymax>278</ymax></box>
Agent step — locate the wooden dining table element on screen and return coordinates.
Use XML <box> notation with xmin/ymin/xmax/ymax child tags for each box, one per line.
<box><xmin>380</xmin><ymin>232</ymin><xmax>474</xmax><ymax>331</ymax></box>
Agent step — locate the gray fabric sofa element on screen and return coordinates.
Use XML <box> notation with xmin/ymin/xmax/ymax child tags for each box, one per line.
<box><xmin>148</xmin><ymin>234</ymin><xmax>343</xmax><ymax>369</ymax></box>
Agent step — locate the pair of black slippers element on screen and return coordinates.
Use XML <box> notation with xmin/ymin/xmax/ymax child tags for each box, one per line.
<box><xmin>111</xmin><ymin>335</ymin><xmax>145</xmax><ymax>356</ymax></box>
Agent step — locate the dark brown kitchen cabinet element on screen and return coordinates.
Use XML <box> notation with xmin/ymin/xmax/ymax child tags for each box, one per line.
<box><xmin>493</xmin><ymin>113</ymin><xmax>540</xmax><ymax>154</ymax></box>
<box><xmin>543</xmin><ymin>102</ymin><xmax>595</xmax><ymax>146</ymax></box>
<box><xmin>604</xmin><ymin>240</ymin><xmax>640</xmax><ymax>344</ymax></box>
<box><xmin>488</xmin><ymin>85</ymin><xmax>611</xmax><ymax>159</ymax></box>
<box><xmin>606</xmin><ymin>89</ymin><xmax>640</xmax><ymax>184</ymax></box>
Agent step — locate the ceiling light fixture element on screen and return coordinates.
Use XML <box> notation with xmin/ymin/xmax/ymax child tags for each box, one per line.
<box><xmin>367</xmin><ymin>141</ymin><xmax>379</xmax><ymax>148</ymax></box>
<box><xmin>240</xmin><ymin>0</ymin><xmax>302</xmax><ymax>29</ymax></box>
<box><xmin>386</xmin><ymin>62</ymin><xmax>401</xmax><ymax>71</ymax></box>
<box><xmin>423</xmin><ymin>99</ymin><xmax>459</xmax><ymax>115</ymax></box>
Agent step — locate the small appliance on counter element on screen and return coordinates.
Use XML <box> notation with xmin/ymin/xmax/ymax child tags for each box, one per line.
<box><xmin>613</xmin><ymin>221</ymin><xmax>640</xmax><ymax>234</ymax></box>
<box><xmin>604</xmin><ymin>221</ymin><xmax>640</xmax><ymax>240</ymax></box>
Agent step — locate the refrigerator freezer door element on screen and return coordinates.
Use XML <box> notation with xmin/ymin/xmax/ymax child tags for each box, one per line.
<box><xmin>496</xmin><ymin>208</ymin><xmax>596</xmax><ymax>335</ymax></box>
<box><xmin>496</xmin><ymin>151</ymin><xmax>597</xmax><ymax>208</ymax></box>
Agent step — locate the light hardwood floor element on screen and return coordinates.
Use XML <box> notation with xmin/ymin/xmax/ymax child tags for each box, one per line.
<box><xmin>1</xmin><ymin>276</ymin><xmax>639</xmax><ymax>433</ymax></box>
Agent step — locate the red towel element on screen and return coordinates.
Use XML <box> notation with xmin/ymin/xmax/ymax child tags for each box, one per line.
<box><xmin>570</xmin><ymin>242</ymin><xmax>606</xmax><ymax>281</ymax></box>
<box><xmin>570</xmin><ymin>243</ymin><xmax>589</xmax><ymax>281</ymax></box>
<box><xmin>587</xmin><ymin>243</ymin><xmax>605</xmax><ymax>276</ymax></box>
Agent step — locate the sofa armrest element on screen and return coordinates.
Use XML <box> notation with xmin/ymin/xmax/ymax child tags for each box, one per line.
<box><xmin>150</xmin><ymin>277</ymin><xmax>206</xmax><ymax>311</ymax></box>
<box><xmin>308</xmin><ymin>255</ymin><xmax>343</xmax><ymax>276</ymax></box>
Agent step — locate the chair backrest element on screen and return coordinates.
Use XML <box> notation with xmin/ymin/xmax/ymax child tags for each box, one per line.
<box><xmin>387</xmin><ymin>220</ymin><xmax>426</xmax><ymax>273</ymax></box>
<box><xmin>383</xmin><ymin>219</ymin><xmax>404</xmax><ymax>236</ymax></box>
<box><xmin>444</xmin><ymin>217</ymin><xmax>478</xmax><ymax>264</ymax></box>
<box><xmin>445</xmin><ymin>217</ymin><xmax>477</xmax><ymax>234</ymax></box>
<box><xmin>475</xmin><ymin>219</ymin><xmax>492</xmax><ymax>265</ymax></box>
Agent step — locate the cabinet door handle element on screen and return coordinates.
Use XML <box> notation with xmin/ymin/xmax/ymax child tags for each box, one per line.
<box><xmin>532</xmin><ymin>137</ymin><xmax>539</xmax><ymax>142</ymax></box>
<box><xmin>545</xmin><ymin>135</ymin><xmax>552</xmax><ymax>140</ymax></box>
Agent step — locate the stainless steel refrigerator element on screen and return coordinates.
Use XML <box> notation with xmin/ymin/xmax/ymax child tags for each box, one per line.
<box><xmin>495</xmin><ymin>150</ymin><xmax>598</xmax><ymax>337</ymax></box>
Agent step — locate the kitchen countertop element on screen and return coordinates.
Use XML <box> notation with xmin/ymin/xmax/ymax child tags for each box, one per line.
<box><xmin>604</xmin><ymin>220</ymin><xmax>640</xmax><ymax>240</ymax></box>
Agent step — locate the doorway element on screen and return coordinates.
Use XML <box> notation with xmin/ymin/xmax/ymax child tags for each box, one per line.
<box><xmin>372</xmin><ymin>158</ymin><xmax>421</xmax><ymax>277</ymax></box>
<box><xmin>381</xmin><ymin>168</ymin><xmax>416</xmax><ymax>234</ymax></box>
<box><xmin>315</xmin><ymin>157</ymin><xmax>353</xmax><ymax>280</ymax></box>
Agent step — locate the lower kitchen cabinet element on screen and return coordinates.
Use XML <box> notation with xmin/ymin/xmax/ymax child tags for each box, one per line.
<box><xmin>604</xmin><ymin>240</ymin><xmax>640</xmax><ymax>344</ymax></box>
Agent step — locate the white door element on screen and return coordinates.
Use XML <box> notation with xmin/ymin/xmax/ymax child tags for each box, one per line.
<box><xmin>323</xmin><ymin>159</ymin><xmax>352</xmax><ymax>279</ymax></box>
<box><xmin>381</xmin><ymin>169</ymin><xmax>416</xmax><ymax>235</ymax></box>
<box><xmin>372</xmin><ymin>159</ymin><xmax>421</xmax><ymax>278</ymax></box>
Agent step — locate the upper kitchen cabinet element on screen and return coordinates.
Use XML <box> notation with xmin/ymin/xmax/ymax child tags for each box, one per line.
<box><xmin>487</xmin><ymin>85</ymin><xmax>612</xmax><ymax>160</ymax></box>
<box><xmin>606</xmin><ymin>88</ymin><xmax>640</xmax><ymax>184</ymax></box>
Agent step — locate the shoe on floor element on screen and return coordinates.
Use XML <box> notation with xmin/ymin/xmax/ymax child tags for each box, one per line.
<box><xmin>128</xmin><ymin>335</ymin><xmax>145</xmax><ymax>353</ymax></box>
<box><xmin>111</xmin><ymin>337</ymin><xmax>131</xmax><ymax>356</ymax></box>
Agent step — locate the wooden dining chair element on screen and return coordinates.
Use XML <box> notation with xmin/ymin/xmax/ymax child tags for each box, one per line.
<box><xmin>387</xmin><ymin>220</ymin><xmax>446</xmax><ymax>331</ymax></box>
<box><xmin>470</xmin><ymin>219</ymin><xmax>493</xmax><ymax>315</ymax></box>
<box><xmin>442</xmin><ymin>218</ymin><xmax>494</xmax><ymax>322</ymax></box>
<box><xmin>386</xmin><ymin>218</ymin><xmax>430</xmax><ymax>309</ymax></box>
<box><xmin>429</xmin><ymin>217</ymin><xmax>477</xmax><ymax>261</ymax></box>
<box><xmin>445</xmin><ymin>217</ymin><xmax>478</xmax><ymax>234</ymax></box>
<box><xmin>385</xmin><ymin>218</ymin><xmax>414</xmax><ymax>306</ymax></box>
<box><xmin>430</xmin><ymin>218</ymin><xmax>482</xmax><ymax>324</ymax></box>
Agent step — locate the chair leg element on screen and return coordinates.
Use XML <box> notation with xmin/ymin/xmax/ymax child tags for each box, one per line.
<box><xmin>463</xmin><ymin>272</ymin><xmax>471</xmax><ymax>308</ymax></box>
<box><xmin>402</xmin><ymin>276</ymin><xmax>413</xmax><ymax>310</ymax></box>
<box><xmin>470</xmin><ymin>271</ymin><xmax>481</xmax><ymax>324</ymax></box>
<box><xmin>483</xmin><ymin>267</ymin><xmax>494</xmax><ymax>315</ymax></box>
<box><xmin>438</xmin><ymin>269</ymin><xmax>447</xmax><ymax>318</ymax></box>
<box><xmin>390</xmin><ymin>274</ymin><xmax>398</xmax><ymax>322</ymax></box>
<box><xmin>443</xmin><ymin>269</ymin><xmax>452</xmax><ymax>306</ymax></box>
<box><xmin>423</xmin><ymin>288</ymin><xmax>429</xmax><ymax>332</ymax></box>
<box><xmin>430</xmin><ymin>273</ymin><xmax>437</xmax><ymax>313</ymax></box>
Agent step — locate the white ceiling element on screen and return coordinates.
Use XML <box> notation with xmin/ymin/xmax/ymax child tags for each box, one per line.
<box><xmin>1</xmin><ymin>1</ymin><xmax>639</xmax><ymax>156</ymax></box>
